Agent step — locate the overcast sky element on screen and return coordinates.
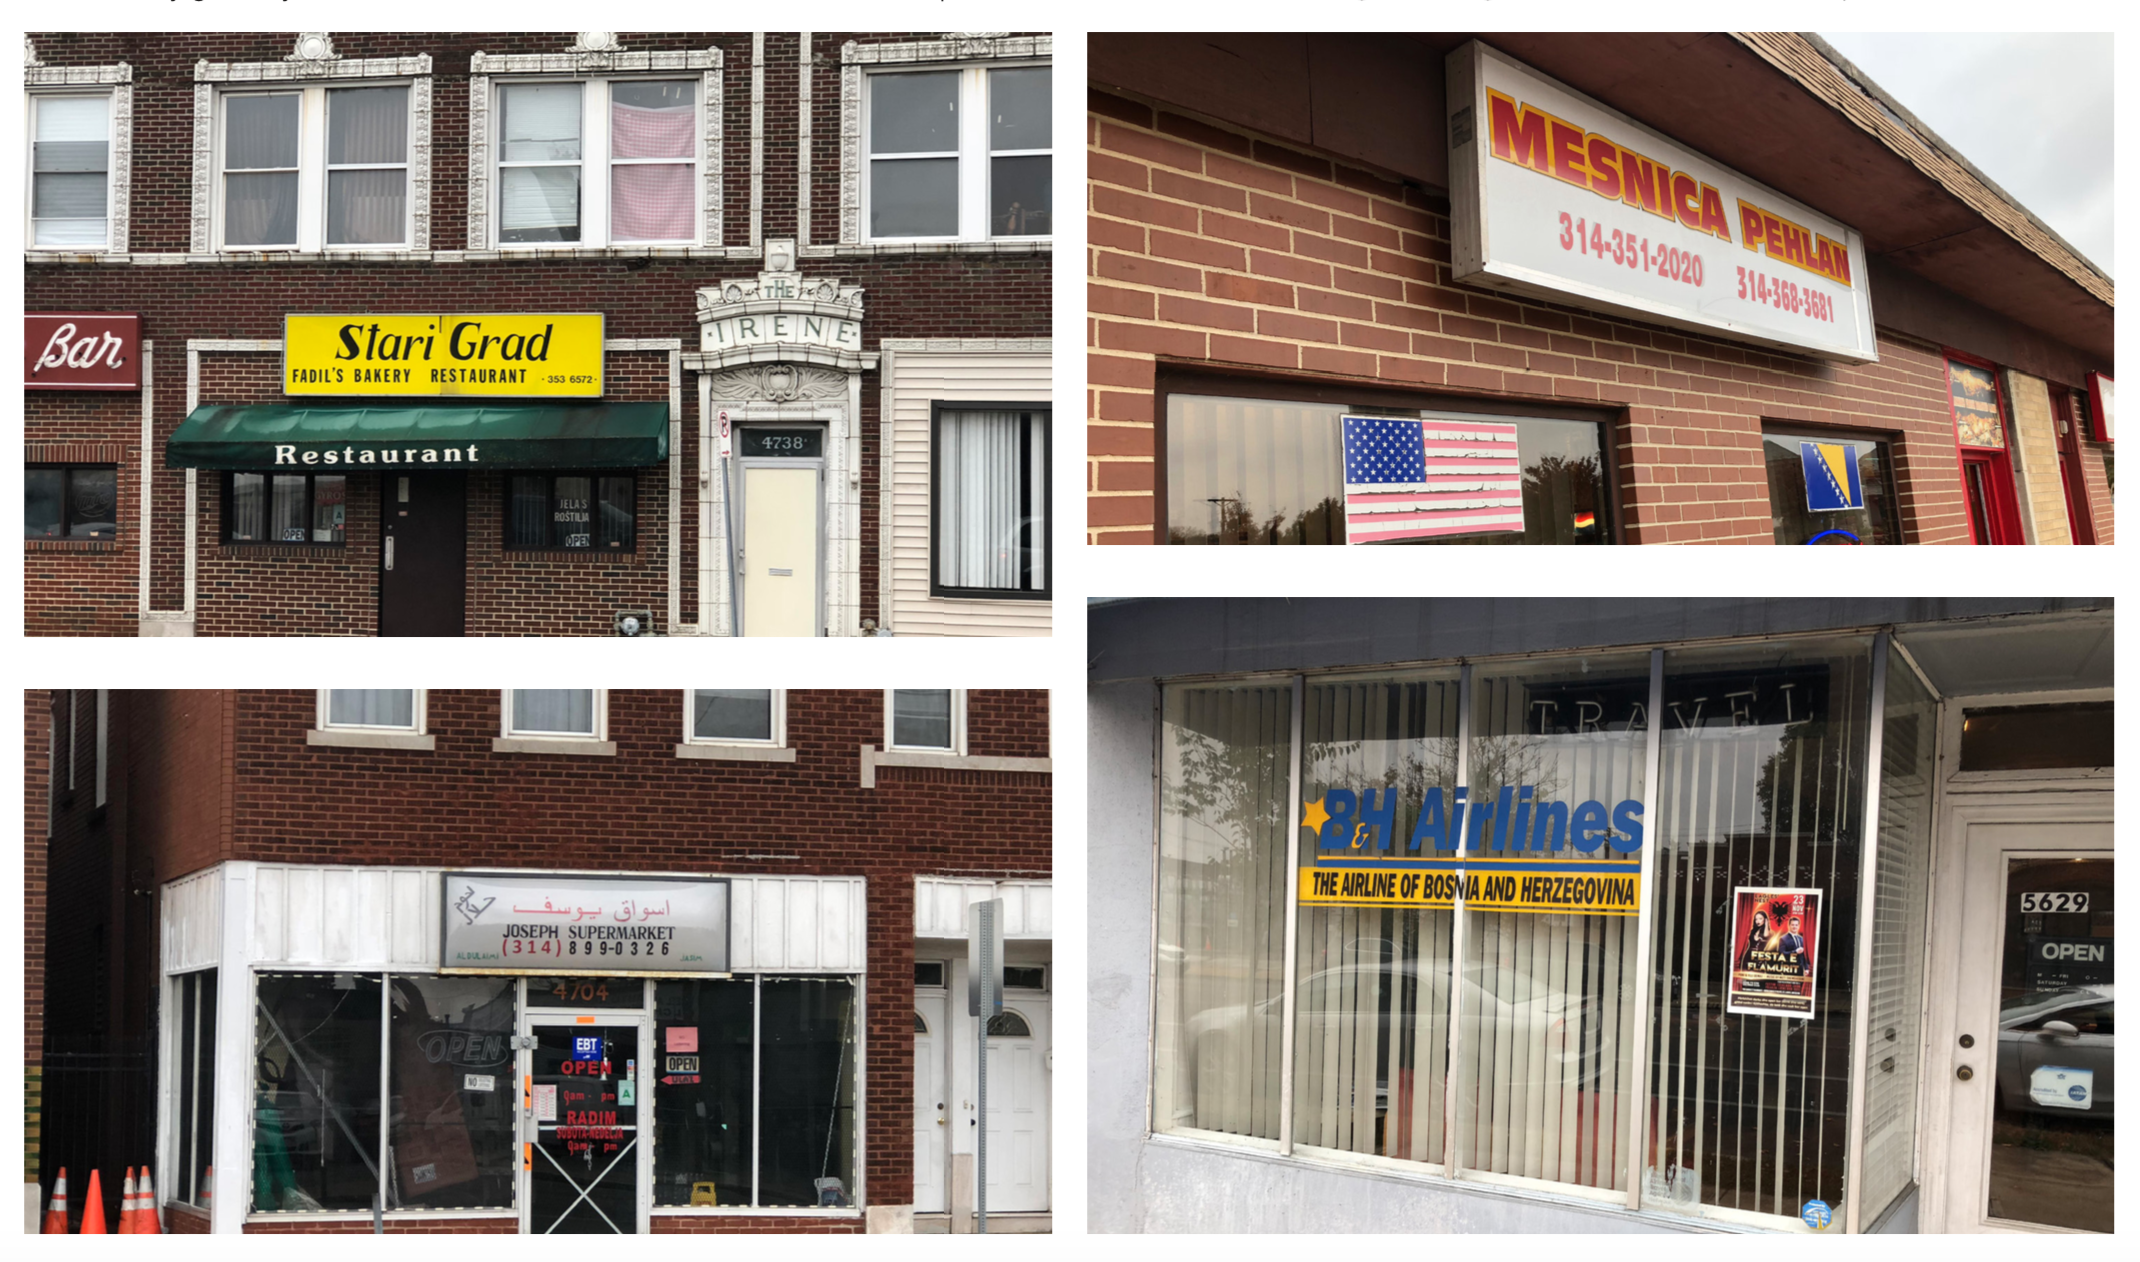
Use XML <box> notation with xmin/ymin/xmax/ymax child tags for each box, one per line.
<box><xmin>1818</xmin><ymin>33</ymin><xmax>2112</xmax><ymax>277</ymax></box>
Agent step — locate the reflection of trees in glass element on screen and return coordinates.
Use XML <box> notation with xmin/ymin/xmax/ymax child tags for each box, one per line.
<box><xmin>1170</xmin><ymin>492</ymin><xmax>1344</xmax><ymax>545</ymax></box>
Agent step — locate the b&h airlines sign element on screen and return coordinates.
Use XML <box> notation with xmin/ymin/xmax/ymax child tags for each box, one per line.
<box><xmin>1447</xmin><ymin>41</ymin><xmax>1879</xmax><ymax>363</ymax></box>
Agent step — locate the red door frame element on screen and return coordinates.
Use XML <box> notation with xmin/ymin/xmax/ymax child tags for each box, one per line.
<box><xmin>2050</xmin><ymin>386</ymin><xmax>2098</xmax><ymax>544</ymax></box>
<box><xmin>1942</xmin><ymin>350</ymin><xmax>2026</xmax><ymax>544</ymax></box>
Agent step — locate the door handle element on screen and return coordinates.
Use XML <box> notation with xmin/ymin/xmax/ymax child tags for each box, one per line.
<box><xmin>383</xmin><ymin>535</ymin><xmax>395</xmax><ymax>571</ymax></box>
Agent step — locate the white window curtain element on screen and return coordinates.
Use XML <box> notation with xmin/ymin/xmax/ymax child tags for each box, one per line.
<box><xmin>610</xmin><ymin>81</ymin><xmax>694</xmax><ymax>242</ymax></box>
<box><xmin>326</xmin><ymin>86</ymin><xmax>407</xmax><ymax>245</ymax></box>
<box><xmin>32</xmin><ymin>95</ymin><xmax>110</xmax><ymax>246</ymax></box>
<box><xmin>1154</xmin><ymin>682</ymin><xmax>1292</xmax><ymax>1140</ymax></box>
<box><xmin>938</xmin><ymin>409</ymin><xmax>1046</xmax><ymax>592</ymax></box>
<box><xmin>329</xmin><ymin>690</ymin><xmax>415</xmax><ymax>729</ymax></box>
<box><xmin>694</xmin><ymin>690</ymin><xmax>773</xmax><ymax>742</ymax></box>
<box><xmin>890</xmin><ymin>690</ymin><xmax>953</xmax><ymax>749</ymax></box>
<box><xmin>1294</xmin><ymin>673</ymin><xmax>1460</xmax><ymax>1160</ymax></box>
<box><xmin>224</xmin><ymin>93</ymin><xmax>301</xmax><ymax>247</ymax></box>
<box><xmin>512</xmin><ymin>689</ymin><xmax>595</xmax><ymax>735</ymax></box>
<box><xmin>500</xmin><ymin>83</ymin><xmax>582</xmax><ymax>242</ymax></box>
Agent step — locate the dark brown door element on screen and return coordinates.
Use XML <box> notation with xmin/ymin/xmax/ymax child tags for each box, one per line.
<box><xmin>378</xmin><ymin>472</ymin><xmax>466</xmax><ymax>636</ymax></box>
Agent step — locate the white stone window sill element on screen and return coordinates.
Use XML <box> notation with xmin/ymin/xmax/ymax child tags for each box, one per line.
<box><xmin>492</xmin><ymin>736</ymin><xmax>616</xmax><ymax>756</ymax></box>
<box><xmin>307</xmin><ymin>728</ymin><xmax>435</xmax><ymax>751</ymax></box>
<box><xmin>674</xmin><ymin>743</ymin><xmax>799</xmax><ymax>763</ymax></box>
<box><xmin>858</xmin><ymin>745</ymin><xmax>1051</xmax><ymax>787</ymax></box>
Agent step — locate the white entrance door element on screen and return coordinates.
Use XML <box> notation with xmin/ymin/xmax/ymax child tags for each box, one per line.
<box><xmin>1932</xmin><ymin>810</ymin><xmax>2113</xmax><ymax>1233</ymax></box>
<box><xmin>914</xmin><ymin>991</ymin><xmax>949</xmax><ymax>1213</ymax></box>
<box><xmin>739</xmin><ymin>463</ymin><xmax>820</xmax><ymax>636</ymax></box>
<box><xmin>982</xmin><ymin>995</ymin><xmax>1049</xmax><ymax>1213</ymax></box>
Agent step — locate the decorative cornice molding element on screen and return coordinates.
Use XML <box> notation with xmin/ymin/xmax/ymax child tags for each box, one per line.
<box><xmin>706</xmin><ymin>363</ymin><xmax>850</xmax><ymax>402</ymax></box>
<box><xmin>470</xmin><ymin>45</ymin><xmax>719</xmax><ymax>75</ymax></box>
<box><xmin>197</xmin><ymin>51</ymin><xmax>430</xmax><ymax>83</ymax></box>
<box><xmin>26</xmin><ymin>36</ymin><xmax>39</xmax><ymax>66</ymax></box>
<box><xmin>26</xmin><ymin>60</ymin><xmax>133</xmax><ymax>86</ymax></box>
<box><xmin>840</xmin><ymin>34</ymin><xmax>1049</xmax><ymax>66</ymax></box>
<box><xmin>287</xmin><ymin>33</ymin><xmax>338</xmax><ymax>65</ymax></box>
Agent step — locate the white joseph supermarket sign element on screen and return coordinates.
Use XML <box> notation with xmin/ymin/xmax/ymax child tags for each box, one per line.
<box><xmin>1446</xmin><ymin>41</ymin><xmax>1879</xmax><ymax>364</ymax></box>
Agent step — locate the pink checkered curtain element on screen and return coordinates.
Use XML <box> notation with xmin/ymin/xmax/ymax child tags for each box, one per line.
<box><xmin>610</xmin><ymin>83</ymin><xmax>695</xmax><ymax>242</ymax></box>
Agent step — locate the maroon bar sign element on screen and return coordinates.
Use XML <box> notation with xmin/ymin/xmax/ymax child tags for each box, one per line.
<box><xmin>26</xmin><ymin>313</ymin><xmax>141</xmax><ymax>390</ymax></box>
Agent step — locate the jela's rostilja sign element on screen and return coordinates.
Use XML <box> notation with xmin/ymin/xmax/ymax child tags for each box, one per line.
<box><xmin>284</xmin><ymin>313</ymin><xmax>605</xmax><ymax>396</ymax></box>
<box><xmin>1300</xmin><ymin>784</ymin><xmax>1644</xmax><ymax>914</ymax></box>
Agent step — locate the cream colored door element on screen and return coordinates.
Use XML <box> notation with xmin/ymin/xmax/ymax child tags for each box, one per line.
<box><xmin>740</xmin><ymin>464</ymin><xmax>819</xmax><ymax>636</ymax></box>
<box><xmin>1932</xmin><ymin>811</ymin><xmax>2113</xmax><ymax>1233</ymax></box>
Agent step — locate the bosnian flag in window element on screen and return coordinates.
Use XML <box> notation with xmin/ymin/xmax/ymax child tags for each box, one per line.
<box><xmin>1341</xmin><ymin>415</ymin><xmax>1522</xmax><ymax>543</ymax></box>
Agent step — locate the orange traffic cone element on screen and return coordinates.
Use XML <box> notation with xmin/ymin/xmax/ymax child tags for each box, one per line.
<box><xmin>41</xmin><ymin>1169</ymin><xmax>68</xmax><ymax>1235</ymax></box>
<box><xmin>136</xmin><ymin>1167</ymin><xmax>163</xmax><ymax>1234</ymax></box>
<box><xmin>118</xmin><ymin>1167</ymin><xmax>137</xmax><ymax>1233</ymax></box>
<box><xmin>79</xmin><ymin>1169</ymin><xmax>108</xmax><ymax>1233</ymax></box>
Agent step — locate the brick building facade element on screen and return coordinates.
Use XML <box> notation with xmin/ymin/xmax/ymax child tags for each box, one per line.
<box><xmin>29</xmin><ymin>689</ymin><xmax>1053</xmax><ymax>1234</ymax></box>
<box><xmin>1087</xmin><ymin>34</ymin><xmax>2113</xmax><ymax>546</ymax></box>
<box><xmin>27</xmin><ymin>31</ymin><xmax>1053</xmax><ymax>636</ymax></box>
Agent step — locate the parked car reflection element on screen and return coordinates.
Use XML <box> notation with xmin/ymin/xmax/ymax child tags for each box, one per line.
<box><xmin>1997</xmin><ymin>985</ymin><xmax>2114</xmax><ymax>1119</ymax></box>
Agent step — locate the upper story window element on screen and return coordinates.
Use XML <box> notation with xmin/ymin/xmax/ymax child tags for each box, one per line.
<box><xmin>887</xmin><ymin>689</ymin><xmax>965</xmax><ymax>754</ymax></box>
<box><xmin>29</xmin><ymin>94</ymin><xmax>115</xmax><ymax>248</ymax></box>
<box><xmin>220</xmin><ymin>84</ymin><xmax>413</xmax><ymax>250</ymax></box>
<box><xmin>494</xmin><ymin>78</ymin><xmax>700</xmax><ymax>247</ymax></box>
<box><xmin>506</xmin><ymin>689</ymin><xmax>604</xmax><ymax>738</ymax></box>
<box><xmin>320</xmin><ymin>690</ymin><xmax>422</xmax><ymax>731</ymax></box>
<box><xmin>864</xmin><ymin>64</ymin><xmax>1050</xmax><ymax>243</ymax></box>
<box><xmin>686</xmin><ymin>689</ymin><xmax>784</xmax><ymax>746</ymax></box>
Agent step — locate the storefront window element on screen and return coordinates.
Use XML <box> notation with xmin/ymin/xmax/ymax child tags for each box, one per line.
<box><xmin>1762</xmin><ymin>428</ymin><xmax>1903</xmax><ymax>545</ymax></box>
<box><xmin>386</xmin><ymin>976</ymin><xmax>518</xmax><ymax>1210</ymax></box>
<box><xmin>507</xmin><ymin>472</ymin><xmax>635</xmax><ymax>550</ymax></box>
<box><xmin>758</xmin><ymin>979</ymin><xmax>858</xmax><ymax>1207</ymax></box>
<box><xmin>1294</xmin><ymin>671</ymin><xmax>1460</xmax><ymax>1162</ymax></box>
<box><xmin>174</xmin><ymin>969</ymin><xmax>217</xmax><ymax>1207</ymax></box>
<box><xmin>653</xmin><ymin>979</ymin><xmax>754</xmax><ymax>1207</ymax></box>
<box><xmin>253</xmin><ymin>972</ymin><xmax>384</xmax><ymax>1212</ymax></box>
<box><xmin>1154</xmin><ymin>682</ymin><xmax>1291</xmax><ymax>1142</ymax></box>
<box><xmin>1166</xmin><ymin>394</ymin><xmax>1608</xmax><ymax>544</ymax></box>
<box><xmin>25</xmin><ymin>466</ymin><xmax>118</xmax><ymax>540</ymax></box>
<box><xmin>1456</xmin><ymin>656</ymin><xmax>1648</xmax><ymax>1191</ymax></box>
<box><xmin>226</xmin><ymin>472</ymin><xmax>344</xmax><ymax>545</ymax></box>
<box><xmin>1643</xmin><ymin>638</ymin><xmax>1873</xmax><ymax>1220</ymax></box>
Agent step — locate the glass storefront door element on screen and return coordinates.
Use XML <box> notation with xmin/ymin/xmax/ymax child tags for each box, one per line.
<box><xmin>1940</xmin><ymin>821</ymin><xmax>2113</xmax><ymax>1232</ymax></box>
<box><xmin>524</xmin><ymin>1015</ymin><xmax>649</xmax><ymax>1233</ymax></box>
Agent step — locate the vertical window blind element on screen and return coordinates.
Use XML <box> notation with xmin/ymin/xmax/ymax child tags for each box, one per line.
<box><xmin>1457</xmin><ymin>658</ymin><xmax>1648</xmax><ymax>1191</ymax></box>
<box><xmin>1155</xmin><ymin>683</ymin><xmax>1291</xmax><ymax>1140</ymax></box>
<box><xmin>1293</xmin><ymin>673</ymin><xmax>1459</xmax><ymax>1162</ymax></box>
<box><xmin>224</xmin><ymin>93</ymin><xmax>301</xmax><ymax>247</ymax></box>
<box><xmin>1643</xmin><ymin>639</ymin><xmax>1872</xmax><ymax>1219</ymax></box>
<box><xmin>325</xmin><ymin>86</ymin><xmax>408</xmax><ymax>246</ymax></box>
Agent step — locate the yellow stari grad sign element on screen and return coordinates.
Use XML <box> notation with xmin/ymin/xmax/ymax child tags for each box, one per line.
<box><xmin>1298</xmin><ymin>865</ymin><xmax>1640</xmax><ymax>915</ymax></box>
<box><xmin>283</xmin><ymin>314</ymin><xmax>605</xmax><ymax>396</ymax></box>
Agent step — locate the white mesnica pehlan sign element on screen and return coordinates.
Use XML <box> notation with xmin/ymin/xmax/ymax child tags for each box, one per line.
<box><xmin>1447</xmin><ymin>41</ymin><xmax>1879</xmax><ymax>363</ymax></box>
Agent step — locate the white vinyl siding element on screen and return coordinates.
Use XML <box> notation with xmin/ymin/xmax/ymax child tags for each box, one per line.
<box><xmin>887</xmin><ymin>347</ymin><xmax>1051</xmax><ymax>636</ymax></box>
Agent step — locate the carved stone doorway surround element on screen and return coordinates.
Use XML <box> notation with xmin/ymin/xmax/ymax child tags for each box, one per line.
<box><xmin>689</xmin><ymin>240</ymin><xmax>877</xmax><ymax>635</ymax></box>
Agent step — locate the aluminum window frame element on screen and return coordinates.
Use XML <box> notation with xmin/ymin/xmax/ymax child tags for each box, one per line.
<box><xmin>315</xmin><ymin>689</ymin><xmax>427</xmax><ymax>734</ymax></box>
<box><xmin>680</xmin><ymin>688</ymin><xmax>787</xmax><ymax>749</ymax></box>
<box><xmin>490</xmin><ymin>75</ymin><xmax>708</xmax><ymax>251</ymax></box>
<box><xmin>213</xmin><ymin>81</ymin><xmax>417</xmax><ymax>253</ymax></box>
<box><xmin>26</xmin><ymin>88</ymin><xmax>120</xmax><ymax>251</ymax></box>
<box><xmin>1147</xmin><ymin>626</ymin><xmax>1919</xmax><ymax>1231</ymax></box>
<box><xmin>883</xmin><ymin>688</ymin><xmax>966</xmax><ymax>755</ymax></box>
<box><xmin>501</xmin><ymin>688</ymin><xmax>609</xmax><ymax>740</ymax></box>
<box><xmin>861</xmin><ymin>62</ymin><xmax>1052</xmax><ymax>246</ymax></box>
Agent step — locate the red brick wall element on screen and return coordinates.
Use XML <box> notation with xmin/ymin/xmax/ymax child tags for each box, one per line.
<box><xmin>24</xmin><ymin>32</ymin><xmax>1050</xmax><ymax>635</ymax></box>
<box><xmin>1087</xmin><ymin>88</ymin><xmax>2110</xmax><ymax>545</ymax></box>
<box><xmin>124</xmin><ymin>689</ymin><xmax>1049</xmax><ymax>1211</ymax></box>
<box><xmin>26</xmin><ymin>392</ymin><xmax>141</xmax><ymax>635</ymax></box>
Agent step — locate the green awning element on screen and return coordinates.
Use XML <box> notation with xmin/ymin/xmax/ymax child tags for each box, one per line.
<box><xmin>165</xmin><ymin>403</ymin><xmax>669</xmax><ymax>470</ymax></box>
